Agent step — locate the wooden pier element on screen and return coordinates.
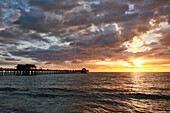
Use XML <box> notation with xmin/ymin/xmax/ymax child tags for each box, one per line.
<box><xmin>0</xmin><ymin>64</ymin><xmax>89</xmax><ymax>76</ymax></box>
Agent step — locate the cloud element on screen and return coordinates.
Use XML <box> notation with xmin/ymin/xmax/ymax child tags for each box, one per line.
<box><xmin>5</xmin><ymin>58</ymin><xmax>20</xmax><ymax>61</ymax></box>
<box><xmin>0</xmin><ymin>61</ymin><xmax>16</xmax><ymax>65</ymax></box>
<box><xmin>0</xmin><ymin>0</ymin><xmax>31</xmax><ymax>30</ymax></box>
<box><xmin>70</xmin><ymin>32</ymin><xmax>120</xmax><ymax>48</ymax></box>
<box><xmin>0</xmin><ymin>27</ymin><xmax>49</xmax><ymax>44</ymax></box>
<box><xmin>0</xmin><ymin>0</ymin><xmax>170</xmax><ymax>70</ymax></box>
<box><xmin>9</xmin><ymin>47</ymin><xmax>81</xmax><ymax>62</ymax></box>
<box><xmin>160</xmin><ymin>32</ymin><xmax>170</xmax><ymax>46</ymax></box>
<box><xmin>30</xmin><ymin>0</ymin><xmax>80</xmax><ymax>11</ymax></box>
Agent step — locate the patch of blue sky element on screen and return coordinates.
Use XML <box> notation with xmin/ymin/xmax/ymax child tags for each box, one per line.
<box><xmin>94</xmin><ymin>22</ymin><xmax>123</xmax><ymax>33</ymax></box>
<box><xmin>79</xmin><ymin>1</ymin><xmax>100</xmax><ymax>5</ymax></box>
<box><xmin>160</xmin><ymin>22</ymin><xmax>169</xmax><ymax>29</ymax></box>
<box><xmin>17</xmin><ymin>40</ymin><xmax>50</xmax><ymax>50</ymax></box>
<box><xmin>2</xmin><ymin>0</ymin><xmax>31</xmax><ymax>12</ymax></box>
<box><xmin>141</xmin><ymin>22</ymin><xmax>169</xmax><ymax>42</ymax></box>
<box><xmin>125</xmin><ymin>3</ymin><xmax>139</xmax><ymax>15</ymax></box>
<box><xmin>1</xmin><ymin>8</ymin><xmax>15</xmax><ymax>20</ymax></box>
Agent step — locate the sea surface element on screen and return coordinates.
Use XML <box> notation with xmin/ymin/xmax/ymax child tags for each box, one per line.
<box><xmin>0</xmin><ymin>72</ymin><xmax>169</xmax><ymax>113</ymax></box>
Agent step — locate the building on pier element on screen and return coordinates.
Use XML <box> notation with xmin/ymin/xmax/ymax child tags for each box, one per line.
<box><xmin>81</xmin><ymin>68</ymin><xmax>87</xmax><ymax>73</ymax></box>
<box><xmin>17</xmin><ymin>64</ymin><xmax>36</xmax><ymax>70</ymax></box>
<box><xmin>16</xmin><ymin>64</ymin><xmax>36</xmax><ymax>75</ymax></box>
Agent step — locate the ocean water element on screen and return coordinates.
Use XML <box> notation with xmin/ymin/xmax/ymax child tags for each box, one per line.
<box><xmin>0</xmin><ymin>72</ymin><xmax>169</xmax><ymax>113</ymax></box>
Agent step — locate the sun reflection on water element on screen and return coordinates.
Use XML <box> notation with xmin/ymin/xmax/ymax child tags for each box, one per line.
<box><xmin>126</xmin><ymin>72</ymin><xmax>170</xmax><ymax>112</ymax></box>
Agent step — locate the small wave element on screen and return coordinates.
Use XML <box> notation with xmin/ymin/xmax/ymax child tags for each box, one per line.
<box><xmin>0</xmin><ymin>106</ymin><xmax>42</xmax><ymax>113</ymax></box>
<box><xmin>97</xmin><ymin>99</ymin><xmax>135</xmax><ymax>110</ymax></box>
<box><xmin>85</xmin><ymin>104</ymin><xmax>115</xmax><ymax>112</ymax></box>
<box><xmin>97</xmin><ymin>99</ymin><xmax>120</xmax><ymax>105</ymax></box>
<box><xmin>12</xmin><ymin>92</ymin><xmax>100</xmax><ymax>99</ymax></box>
<box><xmin>0</xmin><ymin>87</ymin><xmax>18</xmax><ymax>92</ymax></box>
<box><xmin>0</xmin><ymin>107</ymin><xmax>15</xmax><ymax>113</ymax></box>
<box><xmin>126</xmin><ymin>93</ymin><xmax>170</xmax><ymax>100</ymax></box>
<box><xmin>149</xmin><ymin>87</ymin><xmax>170</xmax><ymax>91</ymax></box>
<box><xmin>38</xmin><ymin>87</ymin><xmax>87</xmax><ymax>94</ymax></box>
<box><xmin>90</xmin><ymin>88</ymin><xmax>129</xmax><ymax>93</ymax></box>
<box><xmin>102</xmin><ymin>93</ymin><xmax>170</xmax><ymax>100</ymax></box>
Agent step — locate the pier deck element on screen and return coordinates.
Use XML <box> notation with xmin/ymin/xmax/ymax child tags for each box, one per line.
<box><xmin>0</xmin><ymin>64</ymin><xmax>89</xmax><ymax>76</ymax></box>
<box><xmin>0</xmin><ymin>68</ymin><xmax>88</xmax><ymax>76</ymax></box>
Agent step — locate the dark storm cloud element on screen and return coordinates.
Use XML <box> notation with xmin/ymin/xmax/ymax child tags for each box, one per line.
<box><xmin>13</xmin><ymin>8</ymin><xmax>63</xmax><ymax>33</ymax></box>
<box><xmin>9</xmin><ymin>43</ymin><xmax>128</xmax><ymax>65</ymax></box>
<box><xmin>0</xmin><ymin>0</ymin><xmax>31</xmax><ymax>29</ymax></box>
<box><xmin>156</xmin><ymin>50</ymin><xmax>170</xmax><ymax>56</ymax></box>
<box><xmin>30</xmin><ymin>0</ymin><xmax>80</xmax><ymax>11</ymax></box>
<box><xmin>5</xmin><ymin>58</ymin><xmax>20</xmax><ymax>61</ymax></box>
<box><xmin>60</xmin><ymin>37</ymin><xmax>76</xmax><ymax>43</ymax></box>
<box><xmin>135</xmin><ymin>0</ymin><xmax>169</xmax><ymax>10</ymax></box>
<box><xmin>0</xmin><ymin>61</ymin><xmax>16</xmax><ymax>65</ymax></box>
<box><xmin>6</xmin><ymin>0</ymin><xmax>165</xmax><ymax>38</ymax></box>
<box><xmin>9</xmin><ymin>47</ymin><xmax>81</xmax><ymax>62</ymax></box>
<box><xmin>0</xmin><ymin>27</ymin><xmax>49</xmax><ymax>44</ymax></box>
<box><xmin>14</xmin><ymin>8</ymin><xmax>47</xmax><ymax>32</ymax></box>
<box><xmin>48</xmin><ymin>45</ymin><xmax>62</xmax><ymax>50</ymax></box>
<box><xmin>1</xmin><ymin>54</ymin><xmax>10</xmax><ymax>57</ymax></box>
<box><xmin>70</xmin><ymin>32</ymin><xmax>120</xmax><ymax>48</ymax></box>
<box><xmin>13</xmin><ymin>0</ymin><xmax>128</xmax><ymax>32</ymax></box>
<box><xmin>160</xmin><ymin>32</ymin><xmax>170</xmax><ymax>46</ymax></box>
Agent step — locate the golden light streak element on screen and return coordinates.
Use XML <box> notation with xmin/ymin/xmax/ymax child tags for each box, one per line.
<box><xmin>91</xmin><ymin>58</ymin><xmax>170</xmax><ymax>72</ymax></box>
<box><xmin>0</xmin><ymin>27</ymin><xmax>6</xmax><ymax>31</ymax></box>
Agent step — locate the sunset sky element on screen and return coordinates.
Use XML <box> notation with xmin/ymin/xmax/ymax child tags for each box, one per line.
<box><xmin>0</xmin><ymin>0</ymin><xmax>170</xmax><ymax>72</ymax></box>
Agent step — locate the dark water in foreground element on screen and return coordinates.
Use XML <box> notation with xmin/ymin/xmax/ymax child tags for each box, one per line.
<box><xmin>0</xmin><ymin>72</ymin><xmax>169</xmax><ymax>113</ymax></box>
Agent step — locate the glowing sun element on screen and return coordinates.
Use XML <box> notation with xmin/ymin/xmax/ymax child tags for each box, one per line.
<box><xmin>129</xmin><ymin>58</ymin><xmax>145</xmax><ymax>67</ymax></box>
